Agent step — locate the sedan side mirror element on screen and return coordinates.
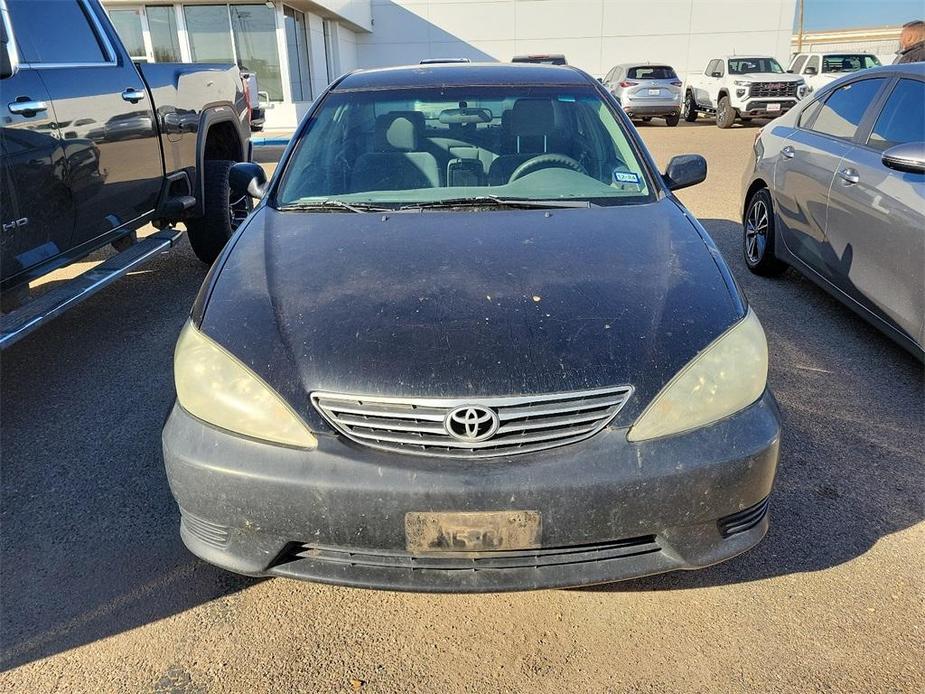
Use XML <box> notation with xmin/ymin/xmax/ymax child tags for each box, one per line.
<box><xmin>229</xmin><ymin>161</ymin><xmax>267</xmax><ymax>199</ymax></box>
<box><xmin>881</xmin><ymin>142</ymin><xmax>925</xmax><ymax>174</ymax></box>
<box><xmin>664</xmin><ymin>154</ymin><xmax>707</xmax><ymax>191</ymax></box>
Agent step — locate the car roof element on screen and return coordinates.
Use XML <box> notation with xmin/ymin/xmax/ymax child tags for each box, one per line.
<box><xmin>840</xmin><ymin>62</ymin><xmax>925</xmax><ymax>77</ymax></box>
<box><xmin>613</xmin><ymin>63</ymin><xmax>676</xmax><ymax>69</ymax></box>
<box><xmin>795</xmin><ymin>51</ymin><xmax>879</xmax><ymax>56</ymax></box>
<box><xmin>719</xmin><ymin>55</ymin><xmax>778</xmax><ymax>61</ymax></box>
<box><xmin>334</xmin><ymin>62</ymin><xmax>592</xmax><ymax>90</ymax></box>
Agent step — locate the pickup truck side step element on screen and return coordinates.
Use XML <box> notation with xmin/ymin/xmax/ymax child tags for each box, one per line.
<box><xmin>0</xmin><ymin>228</ymin><xmax>183</xmax><ymax>350</ymax></box>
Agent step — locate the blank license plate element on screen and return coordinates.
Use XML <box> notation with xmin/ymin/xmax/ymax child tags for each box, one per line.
<box><xmin>648</xmin><ymin>88</ymin><xmax>660</xmax><ymax>96</ymax></box>
<box><xmin>767</xmin><ymin>103</ymin><xmax>781</xmax><ymax>112</ymax></box>
<box><xmin>405</xmin><ymin>510</ymin><xmax>542</xmax><ymax>553</ymax></box>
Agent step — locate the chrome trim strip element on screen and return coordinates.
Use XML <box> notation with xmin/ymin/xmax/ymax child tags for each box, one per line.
<box><xmin>311</xmin><ymin>385</ymin><xmax>634</xmax><ymax>459</ymax></box>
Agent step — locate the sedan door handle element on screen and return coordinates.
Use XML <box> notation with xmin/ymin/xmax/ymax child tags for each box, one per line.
<box><xmin>8</xmin><ymin>100</ymin><xmax>48</xmax><ymax>116</ymax></box>
<box><xmin>781</xmin><ymin>146</ymin><xmax>795</xmax><ymax>159</ymax></box>
<box><xmin>838</xmin><ymin>167</ymin><xmax>860</xmax><ymax>185</ymax></box>
<box><xmin>121</xmin><ymin>88</ymin><xmax>146</xmax><ymax>103</ymax></box>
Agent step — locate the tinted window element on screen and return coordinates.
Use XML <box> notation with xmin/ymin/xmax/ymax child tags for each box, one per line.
<box><xmin>8</xmin><ymin>0</ymin><xmax>108</xmax><ymax>64</ymax></box>
<box><xmin>810</xmin><ymin>79</ymin><xmax>885</xmax><ymax>140</ymax></box>
<box><xmin>798</xmin><ymin>98</ymin><xmax>824</xmax><ymax>128</ymax></box>
<box><xmin>791</xmin><ymin>55</ymin><xmax>808</xmax><ymax>73</ymax></box>
<box><xmin>728</xmin><ymin>58</ymin><xmax>783</xmax><ymax>74</ymax></box>
<box><xmin>822</xmin><ymin>54</ymin><xmax>880</xmax><ymax>73</ymax></box>
<box><xmin>868</xmin><ymin>79</ymin><xmax>925</xmax><ymax>151</ymax></box>
<box><xmin>627</xmin><ymin>66</ymin><xmax>677</xmax><ymax>80</ymax></box>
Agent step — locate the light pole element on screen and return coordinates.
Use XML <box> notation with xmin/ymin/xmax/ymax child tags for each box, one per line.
<box><xmin>796</xmin><ymin>0</ymin><xmax>805</xmax><ymax>53</ymax></box>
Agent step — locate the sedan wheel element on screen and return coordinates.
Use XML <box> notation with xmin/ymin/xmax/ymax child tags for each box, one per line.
<box><xmin>744</xmin><ymin>189</ymin><xmax>787</xmax><ymax>276</ymax></box>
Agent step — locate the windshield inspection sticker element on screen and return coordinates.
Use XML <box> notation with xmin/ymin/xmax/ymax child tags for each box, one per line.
<box><xmin>612</xmin><ymin>169</ymin><xmax>643</xmax><ymax>191</ymax></box>
<box><xmin>613</xmin><ymin>171</ymin><xmax>640</xmax><ymax>184</ymax></box>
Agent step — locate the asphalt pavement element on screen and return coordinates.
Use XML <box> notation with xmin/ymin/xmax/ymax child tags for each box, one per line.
<box><xmin>1</xmin><ymin>120</ymin><xmax>923</xmax><ymax>693</ymax></box>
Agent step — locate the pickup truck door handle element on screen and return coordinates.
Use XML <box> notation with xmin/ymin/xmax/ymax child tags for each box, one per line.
<box><xmin>781</xmin><ymin>146</ymin><xmax>795</xmax><ymax>159</ymax></box>
<box><xmin>8</xmin><ymin>100</ymin><xmax>48</xmax><ymax>117</ymax></box>
<box><xmin>121</xmin><ymin>88</ymin><xmax>146</xmax><ymax>103</ymax></box>
<box><xmin>838</xmin><ymin>167</ymin><xmax>860</xmax><ymax>185</ymax></box>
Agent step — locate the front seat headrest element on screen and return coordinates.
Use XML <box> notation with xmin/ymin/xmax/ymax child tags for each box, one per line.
<box><xmin>375</xmin><ymin>112</ymin><xmax>425</xmax><ymax>152</ymax></box>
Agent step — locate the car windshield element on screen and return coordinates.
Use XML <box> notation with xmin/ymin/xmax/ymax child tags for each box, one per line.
<box><xmin>728</xmin><ymin>58</ymin><xmax>784</xmax><ymax>74</ymax></box>
<box><xmin>275</xmin><ymin>85</ymin><xmax>653</xmax><ymax>208</ymax></box>
<box><xmin>822</xmin><ymin>54</ymin><xmax>881</xmax><ymax>73</ymax></box>
<box><xmin>627</xmin><ymin>66</ymin><xmax>677</xmax><ymax>80</ymax></box>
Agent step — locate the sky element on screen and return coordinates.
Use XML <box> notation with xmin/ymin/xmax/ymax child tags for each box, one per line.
<box><xmin>796</xmin><ymin>0</ymin><xmax>925</xmax><ymax>31</ymax></box>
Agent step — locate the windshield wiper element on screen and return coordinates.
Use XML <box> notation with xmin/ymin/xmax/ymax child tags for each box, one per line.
<box><xmin>277</xmin><ymin>200</ymin><xmax>391</xmax><ymax>213</ymax></box>
<box><xmin>400</xmin><ymin>196</ymin><xmax>594</xmax><ymax>211</ymax></box>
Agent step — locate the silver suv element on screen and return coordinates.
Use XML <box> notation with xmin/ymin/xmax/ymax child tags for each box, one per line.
<box><xmin>603</xmin><ymin>63</ymin><xmax>682</xmax><ymax>126</ymax></box>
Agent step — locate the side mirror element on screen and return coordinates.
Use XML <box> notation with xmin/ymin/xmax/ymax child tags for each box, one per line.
<box><xmin>786</xmin><ymin>69</ymin><xmax>794</xmax><ymax>73</ymax></box>
<box><xmin>229</xmin><ymin>161</ymin><xmax>267</xmax><ymax>199</ymax></box>
<box><xmin>711</xmin><ymin>71</ymin><xmax>722</xmax><ymax>78</ymax></box>
<box><xmin>0</xmin><ymin>11</ymin><xmax>17</xmax><ymax>80</ymax></box>
<box><xmin>882</xmin><ymin>142</ymin><xmax>925</xmax><ymax>174</ymax></box>
<box><xmin>804</xmin><ymin>66</ymin><xmax>817</xmax><ymax>75</ymax></box>
<box><xmin>664</xmin><ymin>154</ymin><xmax>707</xmax><ymax>191</ymax></box>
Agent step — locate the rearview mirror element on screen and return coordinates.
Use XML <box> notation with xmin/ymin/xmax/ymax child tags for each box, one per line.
<box><xmin>664</xmin><ymin>154</ymin><xmax>707</xmax><ymax>191</ymax></box>
<box><xmin>881</xmin><ymin>142</ymin><xmax>925</xmax><ymax>174</ymax></box>
<box><xmin>229</xmin><ymin>161</ymin><xmax>267</xmax><ymax>200</ymax></box>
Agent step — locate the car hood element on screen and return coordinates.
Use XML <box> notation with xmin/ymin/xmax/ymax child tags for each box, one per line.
<box><xmin>199</xmin><ymin>200</ymin><xmax>743</xmax><ymax>429</ymax></box>
<box><xmin>739</xmin><ymin>73</ymin><xmax>803</xmax><ymax>82</ymax></box>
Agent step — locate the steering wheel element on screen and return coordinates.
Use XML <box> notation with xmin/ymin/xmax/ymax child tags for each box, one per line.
<box><xmin>508</xmin><ymin>154</ymin><xmax>587</xmax><ymax>183</ymax></box>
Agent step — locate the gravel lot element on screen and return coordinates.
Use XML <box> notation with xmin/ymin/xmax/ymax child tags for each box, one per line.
<box><xmin>2</xmin><ymin>121</ymin><xmax>923</xmax><ymax>693</ymax></box>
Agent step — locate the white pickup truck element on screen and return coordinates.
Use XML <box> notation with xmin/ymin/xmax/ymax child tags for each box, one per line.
<box><xmin>684</xmin><ymin>56</ymin><xmax>805</xmax><ymax>128</ymax></box>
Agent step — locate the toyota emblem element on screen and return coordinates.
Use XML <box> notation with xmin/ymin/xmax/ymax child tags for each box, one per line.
<box><xmin>445</xmin><ymin>405</ymin><xmax>500</xmax><ymax>442</ymax></box>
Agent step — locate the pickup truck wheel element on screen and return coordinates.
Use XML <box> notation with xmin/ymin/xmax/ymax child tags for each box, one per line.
<box><xmin>744</xmin><ymin>189</ymin><xmax>787</xmax><ymax>276</ymax></box>
<box><xmin>186</xmin><ymin>159</ymin><xmax>251</xmax><ymax>265</ymax></box>
<box><xmin>716</xmin><ymin>96</ymin><xmax>736</xmax><ymax>129</ymax></box>
<box><xmin>683</xmin><ymin>92</ymin><xmax>698</xmax><ymax>122</ymax></box>
<box><xmin>665</xmin><ymin>114</ymin><xmax>680</xmax><ymax>127</ymax></box>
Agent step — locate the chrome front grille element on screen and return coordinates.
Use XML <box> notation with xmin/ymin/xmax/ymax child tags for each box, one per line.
<box><xmin>311</xmin><ymin>386</ymin><xmax>633</xmax><ymax>459</ymax></box>
<box><xmin>750</xmin><ymin>81</ymin><xmax>798</xmax><ymax>98</ymax></box>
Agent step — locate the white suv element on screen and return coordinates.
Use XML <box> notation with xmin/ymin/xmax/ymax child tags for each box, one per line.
<box><xmin>685</xmin><ymin>56</ymin><xmax>805</xmax><ymax>128</ymax></box>
<box><xmin>788</xmin><ymin>52</ymin><xmax>881</xmax><ymax>96</ymax></box>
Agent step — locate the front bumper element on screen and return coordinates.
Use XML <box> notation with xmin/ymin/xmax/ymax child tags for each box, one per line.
<box><xmin>163</xmin><ymin>392</ymin><xmax>781</xmax><ymax>592</ymax></box>
<box><xmin>740</xmin><ymin>99</ymin><xmax>797</xmax><ymax>116</ymax></box>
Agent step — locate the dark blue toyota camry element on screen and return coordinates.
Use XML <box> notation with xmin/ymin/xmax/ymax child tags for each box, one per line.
<box><xmin>163</xmin><ymin>63</ymin><xmax>781</xmax><ymax>592</ymax></box>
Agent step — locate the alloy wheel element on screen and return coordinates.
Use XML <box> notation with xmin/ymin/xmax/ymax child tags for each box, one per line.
<box><xmin>745</xmin><ymin>198</ymin><xmax>769</xmax><ymax>264</ymax></box>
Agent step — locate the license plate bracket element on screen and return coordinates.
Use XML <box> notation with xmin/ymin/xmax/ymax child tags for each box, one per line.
<box><xmin>648</xmin><ymin>88</ymin><xmax>660</xmax><ymax>96</ymax></box>
<box><xmin>767</xmin><ymin>103</ymin><xmax>781</xmax><ymax>112</ymax></box>
<box><xmin>405</xmin><ymin>510</ymin><xmax>542</xmax><ymax>553</ymax></box>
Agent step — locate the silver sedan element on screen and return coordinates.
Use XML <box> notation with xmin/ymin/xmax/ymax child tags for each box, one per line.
<box><xmin>603</xmin><ymin>63</ymin><xmax>683</xmax><ymax>126</ymax></box>
<box><xmin>742</xmin><ymin>63</ymin><xmax>924</xmax><ymax>359</ymax></box>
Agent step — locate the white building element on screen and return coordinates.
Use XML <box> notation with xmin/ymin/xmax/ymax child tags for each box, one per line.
<box><xmin>103</xmin><ymin>0</ymin><xmax>797</xmax><ymax>129</ymax></box>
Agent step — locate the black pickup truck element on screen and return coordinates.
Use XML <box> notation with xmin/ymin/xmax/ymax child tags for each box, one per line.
<box><xmin>0</xmin><ymin>0</ymin><xmax>251</xmax><ymax>348</ymax></box>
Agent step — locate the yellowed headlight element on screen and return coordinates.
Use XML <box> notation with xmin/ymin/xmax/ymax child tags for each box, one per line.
<box><xmin>174</xmin><ymin>321</ymin><xmax>317</xmax><ymax>449</ymax></box>
<box><xmin>627</xmin><ymin>309</ymin><xmax>768</xmax><ymax>442</ymax></box>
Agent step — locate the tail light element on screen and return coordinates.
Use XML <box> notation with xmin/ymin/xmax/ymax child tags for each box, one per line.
<box><xmin>619</xmin><ymin>80</ymin><xmax>638</xmax><ymax>88</ymax></box>
<box><xmin>671</xmin><ymin>80</ymin><xmax>683</xmax><ymax>87</ymax></box>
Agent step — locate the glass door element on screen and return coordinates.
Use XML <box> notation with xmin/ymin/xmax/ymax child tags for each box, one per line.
<box><xmin>283</xmin><ymin>6</ymin><xmax>312</xmax><ymax>101</ymax></box>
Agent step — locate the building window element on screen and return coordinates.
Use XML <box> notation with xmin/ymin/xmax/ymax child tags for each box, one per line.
<box><xmin>230</xmin><ymin>5</ymin><xmax>282</xmax><ymax>101</ymax></box>
<box><xmin>184</xmin><ymin>5</ymin><xmax>235</xmax><ymax>63</ymax></box>
<box><xmin>109</xmin><ymin>7</ymin><xmax>147</xmax><ymax>61</ymax></box>
<box><xmin>146</xmin><ymin>5</ymin><xmax>182</xmax><ymax>62</ymax></box>
<box><xmin>283</xmin><ymin>5</ymin><xmax>312</xmax><ymax>101</ymax></box>
<box><xmin>322</xmin><ymin>19</ymin><xmax>338</xmax><ymax>84</ymax></box>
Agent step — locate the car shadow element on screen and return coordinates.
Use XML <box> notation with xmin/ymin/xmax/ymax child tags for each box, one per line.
<box><xmin>0</xmin><ymin>238</ymin><xmax>264</xmax><ymax>672</ymax></box>
<box><xmin>583</xmin><ymin>218</ymin><xmax>924</xmax><ymax>592</ymax></box>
